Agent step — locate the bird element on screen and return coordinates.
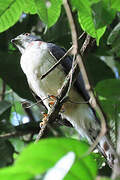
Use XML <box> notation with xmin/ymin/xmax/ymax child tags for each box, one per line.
<box><xmin>11</xmin><ymin>33</ymin><xmax>117</xmax><ymax>168</ymax></box>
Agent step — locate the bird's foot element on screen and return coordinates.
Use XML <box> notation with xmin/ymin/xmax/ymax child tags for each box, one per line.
<box><xmin>48</xmin><ymin>95</ymin><xmax>65</xmax><ymax>113</ymax></box>
<box><xmin>48</xmin><ymin>95</ymin><xmax>56</xmax><ymax>108</ymax></box>
<box><xmin>40</xmin><ymin>113</ymin><xmax>48</xmax><ymax>127</ymax></box>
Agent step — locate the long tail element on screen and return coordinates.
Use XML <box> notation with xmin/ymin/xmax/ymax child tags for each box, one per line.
<box><xmin>98</xmin><ymin>136</ymin><xmax>117</xmax><ymax>168</ymax></box>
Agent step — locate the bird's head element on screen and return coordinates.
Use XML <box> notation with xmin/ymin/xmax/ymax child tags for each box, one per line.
<box><xmin>11</xmin><ymin>33</ymin><xmax>41</xmax><ymax>54</ymax></box>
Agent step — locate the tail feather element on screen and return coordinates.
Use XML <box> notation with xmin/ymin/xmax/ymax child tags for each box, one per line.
<box><xmin>98</xmin><ymin>136</ymin><xmax>117</xmax><ymax>168</ymax></box>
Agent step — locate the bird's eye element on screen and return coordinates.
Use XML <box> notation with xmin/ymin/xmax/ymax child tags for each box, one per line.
<box><xmin>25</xmin><ymin>33</ymin><xmax>30</xmax><ymax>36</ymax></box>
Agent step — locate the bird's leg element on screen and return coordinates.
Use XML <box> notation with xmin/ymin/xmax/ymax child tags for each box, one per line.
<box><xmin>48</xmin><ymin>95</ymin><xmax>65</xmax><ymax>113</ymax></box>
<box><xmin>40</xmin><ymin>95</ymin><xmax>56</xmax><ymax>128</ymax></box>
<box><xmin>40</xmin><ymin>113</ymin><xmax>48</xmax><ymax>127</ymax></box>
<box><xmin>40</xmin><ymin>95</ymin><xmax>65</xmax><ymax>128</ymax></box>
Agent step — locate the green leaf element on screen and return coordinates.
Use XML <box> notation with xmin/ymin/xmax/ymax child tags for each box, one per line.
<box><xmin>91</xmin><ymin>0</ymin><xmax>116</xmax><ymax>29</ymax></box>
<box><xmin>95</xmin><ymin>79</ymin><xmax>120</xmax><ymax>119</ymax></box>
<box><xmin>34</xmin><ymin>0</ymin><xmax>62</xmax><ymax>27</ymax></box>
<box><xmin>111</xmin><ymin>0</ymin><xmax>120</xmax><ymax>11</ymax></box>
<box><xmin>23</xmin><ymin>0</ymin><xmax>37</xmax><ymax>14</ymax></box>
<box><xmin>0</xmin><ymin>140</ymin><xmax>14</xmax><ymax>168</ymax></box>
<box><xmin>85</xmin><ymin>54</ymin><xmax>114</xmax><ymax>86</ymax></box>
<box><xmin>89</xmin><ymin>0</ymin><xmax>99</xmax><ymax>4</ymax></box>
<box><xmin>98</xmin><ymin>178</ymin><xmax>112</xmax><ymax>180</ymax></box>
<box><xmin>107</xmin><ymin>22</ymin><xmax>120</xmax><ymax>45</ymax></box>
<box><xmin>0</xmin><ymin>0</ymin><xmax>23</xmax><ymax>33</ymax></box>
<box><xmin>64</xmin><ymin>156</ymin><xmax>96</xmax><ymax>180</ymax></box>
<box><xmin>0</xmin><ymin>101</ymin><xmax>11</xmax><ymax>115</ymax></box>
<box><xmin>0</xmin><ymin>100</ymin><xmax>11</xmax><ymax>121</ymax></box>
<box><xmin>11</xmin><ymin>102</ymin><xmax>24</xmax><ymax>115</ymax></box>
<box><xmin>95</xmin><ymin>79</ymin><xmax>120</xmax><ymax>103</ymax></box>
<box><xmin>0</xmin><ymin>138</ymin><xmax>97</xmax><ymax>180</ymax></box>
<box><xmin>0</xmin><ymin>169</ymin><xmax>32</xmax><ymax>180</ymax></box>
<box><xmin>71</xmin><ymin>0</ymin><xmax>106</xmax><ymax>45</ymax></box>
<box><xmin>93</xmin><ymin>153</ymin><xmax>105</xmax><ymax>169</ymax></box>
<box><xmin>0</xmin><ymin>0</ymin><xmax>38</xmax><ymax>32</ymax></box>
<box><xmin>0</xmin><ymin>51</ymin><xmax>33</xmax><ymax>101</ymax></box>
<box><xmin>10</xmin><ymin>138</ymin><xmax>25</xmax><ymax>153</ymax></box>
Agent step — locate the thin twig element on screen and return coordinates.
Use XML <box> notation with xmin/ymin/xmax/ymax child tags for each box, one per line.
<box><xmin>0</xmin><ymin>132</ymin><xmax>16</xmax><ymax>139</ymax></box>
<box><xmin>21</xmin><ymin>96</ymin><xmax>50</xmax><ymax>109</ymax></box>
<box><xmin>63</xmin><ymin>0</ymin><xmax>107</xmax><ymax>153</ymax></box>
<box><xmin>78</xmin><ymin>32</ymin><xmax>85</xmax><ymax>40</ymax></box>
<box><xmin>22</xmin><ymin>101</ymin><xmax>35</xmax><ymax>122</ymax></box>
<box><xmin>65</xmin><ymin>54</ymin><xmax>76</xmax><ymax>96</ymax></box>
<box><xmin>35</xmin><ymin>124</ymin><xmax>47</xmax><ymax>141</ymax></box>
<box><xmin>0</xmin><ymin>121</ymin><xmax>40</xmax><ymax>140</ymax></box>
<box><xmin>77</xmin><ymin>53</ymin><xmax>107</xmax><ymax>152</ymax></box>
<box><xmin>63</xmin><ymin>0</ymin><xmax>78</xmax><ymax>55</ymax></box>
<box><xmin>40</xmin><ymin>46</ymin><xmax>74</xmax><ymax>80</ymax></box>
<box><xmin>11</xmin><ymin>91</ymin><xmax>20</xmax><ymax>122</ymax></box>
<box><xmin>80</xmin><ymin>34</ymin><xmax>91</xmax><ymax>55</ymax></box>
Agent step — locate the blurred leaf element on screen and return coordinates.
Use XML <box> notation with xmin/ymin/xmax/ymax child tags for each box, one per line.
<box><xmin>8</xmin><ymin>43</ymin><xmax>16</xmax><ymax>51</ymax></box>
<box><xmin>107</xmin><ymin>23</ymin><xmax>120</xmax><ymax>57</ymax></box>
<box><xmin>71</xmin><ymin>0</ymin><xmax>106</xmax><ymax>45</ymax></box>
<box><xmin>91</xmin><ymin>0</ymin><xmax>116</xmax><ymax>29</ymax></box>
<box><xmin>98</xmin><ymin>99</ymin><xmax>118</xmax><ymax>120</ymax></box>
<box><xmin>0</xmin><ymin>51</ymin><xmax>34</xmax><ymax>101</ymax></box>
<box><xmin>85</xmin><ymin>54</ymin><xmax>115</xmax><ymax>86</ymax></box>
<box><xmin>0</xmin><ymin>101</ymin><xmax>11</xmax><ymax>115</ymax></box>
<box><xmin>11</xmin><ymin>102</ymin><xmax>24</xmax><ymax>115</ymax></box>
<box><xmin>95</xmin><ymin>79</ymin><xmax>120</xmax><ymax>103</ymax></box>
<box><xmin>23</xmin><ymin>0</ymin><xmax>37</xmax><ymax>14</ymax></box>
<box><xmin>0</xmin><ymin>100</ymin><xmax>12</xmax><ymax>121</ymax></box>
<box><xmin>10</xmin><ymin>138</ymin><xmax>25</xmax><ymax>153</ymax></box>
<box><xmin>111</xmin><ymin>0</ymin><xmax>120</xmax><ymax>11</ymax></box>
<box><xmin>107</xmin><ymin>22</ymin><xmax>120</xmax><ymax>45</ymax></box>
<box><xmin>93</xmin><ymin>153</ymin><xmax>105</xmax><ymax>169</ymax></box>
<box><xmin>15</xmin><ymin>138</ymin><xmax>96</xmax><ymax>177</ymax></box>
<box><xmin>43</xmin><ymin>12</ymin><xmax>71</xmax><ymax>48</ymax></box>
<box><xmin>0</xmin><ymin>138</ymin><xmax>97</xmax><ymax>180</ymax></box>
<box><xmin>0</xmin><ymin>140</ymin><xmax>14</xmax><ymax>168</ymax></box>
<box><xmin>0</xmin><ymin>170</ymin><xmax>32</xmax><ymax>180</ymax></box>
<box><xmin>34</xmin><ymin>0</ymin><xmax>62</xmax><ymax>28</ymax></box>
<box><xmin>64</xmin><ymin>156</ymin><xmax>96</xmax><ymax>180</ymax></box>
<box><xmin>88</xmin><ymin>0</ymin><xmax>99</xmax><ymax>4</ymax></box>
<box><xmin>0</xmin><ymin>120</ymin><xmax>15</xmax><ymax>134</ymax></box>
<box><xmin>110</xmin><ymin>43</ymin><xmax>120</xmax><ymax>57</ymax></box>
<box><xmin>98</xmin><ymin>55</ymin><xmax>119</xmax><ymax>78</ymax></box>
<box><xmin>0</xmin><ymin>101</ymin><xmax>14</xmax><ymax>134</ymax></box>
<box><xmin>98</xmin><ymin>178</ymin><xmax>111</xmax><ymax>180</ymax></box>
<box><xmin>95</xmin><ymin>79</ymin><xmax>120</xmax><ymax>120</ymax></box>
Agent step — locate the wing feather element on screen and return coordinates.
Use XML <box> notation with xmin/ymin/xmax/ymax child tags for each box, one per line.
<box><xmin>48</xmin><ymin>43</ymin><xmax>90</xmax><ymax>101</ymax></box>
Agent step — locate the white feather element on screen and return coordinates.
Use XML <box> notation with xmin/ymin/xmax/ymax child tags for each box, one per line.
<box><xmin>20</xmin><ymin>41</ymin><xmax>99</xmax><ymax>140</ymax></box>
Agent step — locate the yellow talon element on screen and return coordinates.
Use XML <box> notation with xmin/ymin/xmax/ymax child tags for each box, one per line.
<box><xmin>48</xmin><ymin>95</ymin><xmax>65</xmax><ymax>113</ymax></box>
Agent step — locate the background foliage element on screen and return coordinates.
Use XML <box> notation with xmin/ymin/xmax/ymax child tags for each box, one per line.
<box><xmin>0</xmin><ymin>0</ymin><xmax>120</xmax><ymax>179</ymax></box>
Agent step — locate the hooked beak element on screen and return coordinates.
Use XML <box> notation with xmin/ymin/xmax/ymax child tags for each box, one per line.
<box><xmin>11</xmin><ymin>37</ymin><xmax>24</xmax><ymax>54</ymax></box>
<box><xmin>11</xmin><ymin>37</ymin><xmax>20</xmax><ymax>45</ymax></box>
<box><xmin>11</xmin><ymin>39</ymin><xmax>16</xmax><ymax>43</ymax></box>
<box><xmin>11</xmin><ymin>37</ymin><xmax>23</xmax><ymax>48</ymax></box>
